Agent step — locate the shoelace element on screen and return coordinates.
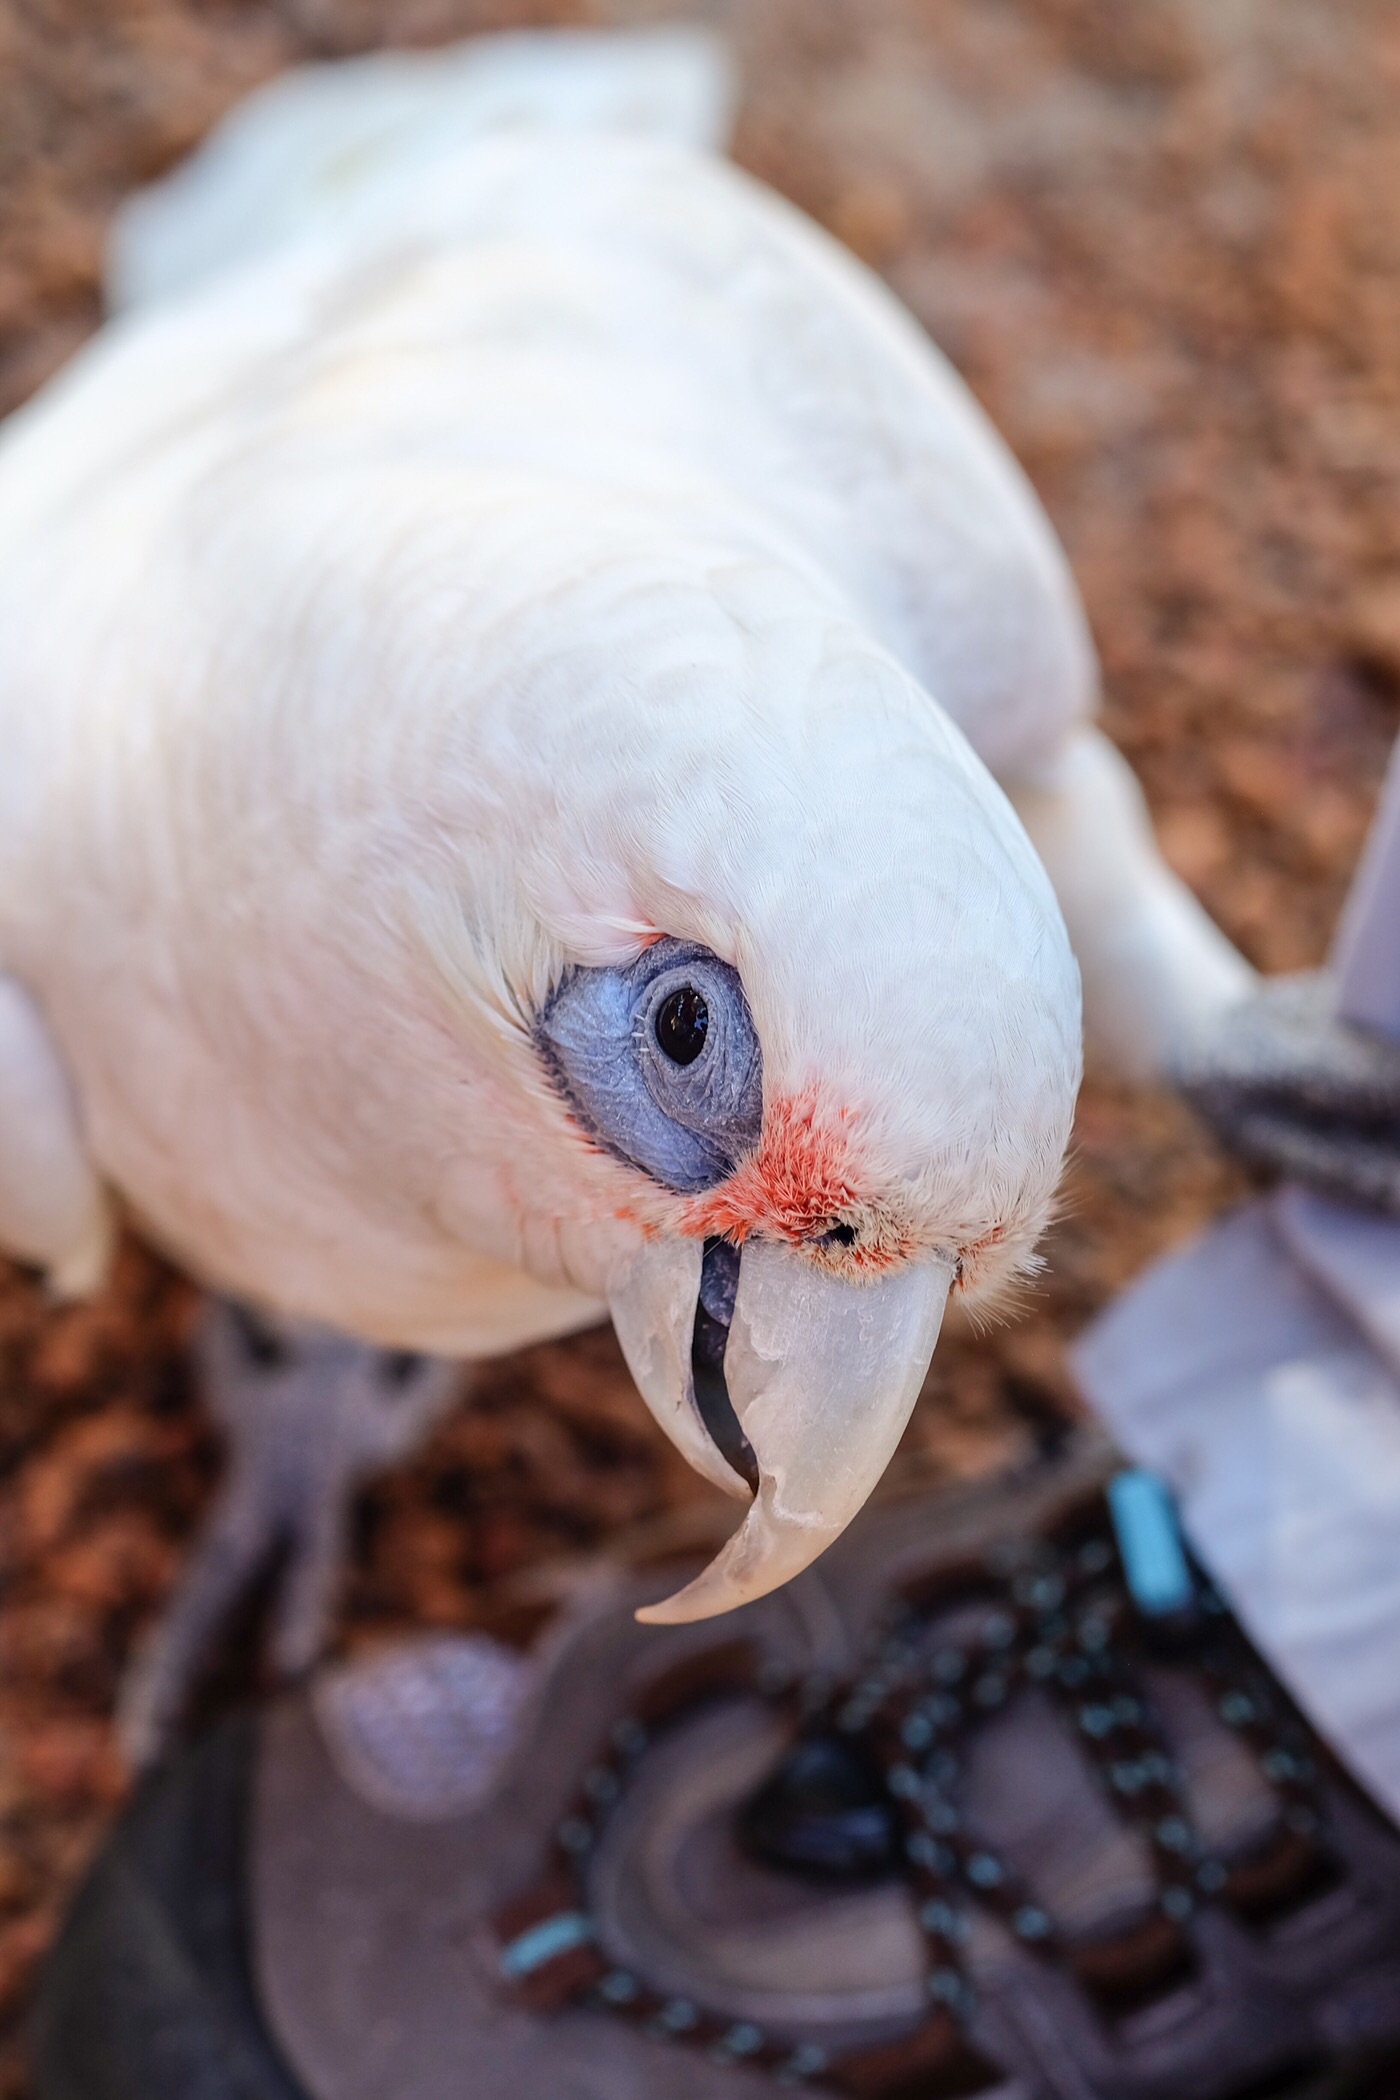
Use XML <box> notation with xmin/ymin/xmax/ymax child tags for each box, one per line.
<box><xmin>495</xmin><ymin>1473</ymin><xmax>1335</xmax><ymax>2093</ymax></box>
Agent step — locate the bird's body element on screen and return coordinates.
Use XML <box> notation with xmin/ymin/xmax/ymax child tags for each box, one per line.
<box><xmin>0</xmin><ymin>29</ymin><xmax>1250</xmax><ymax>1657</ymax></box>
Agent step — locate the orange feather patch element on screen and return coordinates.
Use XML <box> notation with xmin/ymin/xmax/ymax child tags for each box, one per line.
<box><xmin>678</xmin><ymin>1089</ymin><xmax>912</xmax><ymax>1269</ymax></box>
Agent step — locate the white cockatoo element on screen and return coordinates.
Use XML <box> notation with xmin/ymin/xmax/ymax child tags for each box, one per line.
<box><xmin>0</xmin><ymin>28</ymin><xmax>1251</xmax><ymax>1745</ymax></box>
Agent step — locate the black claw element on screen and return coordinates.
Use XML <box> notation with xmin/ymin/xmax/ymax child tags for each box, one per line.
<box><xmin>229</xmin><ymin>1306</ymin><xmax>291</xmax><ymax>1370</ymax></box>
<box><xmin>381</xmin><ymin>1350</ymin><xmax>426</xmax><ymax>1389</ymax></box>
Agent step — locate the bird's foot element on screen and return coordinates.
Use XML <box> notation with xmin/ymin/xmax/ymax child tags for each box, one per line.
<box><xmin>1177</xmin><ymin>968</ymin><xmax>1400</xmax><ymax>1213</ymax></box>
<box><xmin>118</xmin><ymin>1300</ymin><xmax>462</xmax><ymax>1768</ymax></box>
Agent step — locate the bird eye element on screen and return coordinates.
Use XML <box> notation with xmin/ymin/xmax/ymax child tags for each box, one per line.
<box><xmin>655</xmin><ymin>986</ymin><xmax>709</xmax><ymax>1066</ymax></box>
<box><xmin>535</xmin><ymin>938</ymin><xmax>762</xmax><ymax>1193</ymax></box>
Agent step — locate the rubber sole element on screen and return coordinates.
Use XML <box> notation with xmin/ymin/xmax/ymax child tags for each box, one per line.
<box><xmin>32</xmin><ymin>1716</ymin><xmax>309</xmax><ymax>2100</ymax></box>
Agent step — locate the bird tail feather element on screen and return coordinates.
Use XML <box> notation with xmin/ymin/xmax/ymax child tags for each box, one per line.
<box><xmin>106</xmin><ymin>25</ymin><xmax>735</xmax><ymax>313</ymax></box>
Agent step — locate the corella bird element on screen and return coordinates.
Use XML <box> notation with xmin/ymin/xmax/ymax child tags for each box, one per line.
<box><xmin>0</xmin><ymin>28</ymin><xmax>1250</xmax><ymax>1750</ymax></box>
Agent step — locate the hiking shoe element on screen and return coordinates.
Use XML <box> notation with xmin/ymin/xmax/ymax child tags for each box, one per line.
<box><xmin>34</xmin><ymin>1434</ymin><xmax>1400</xmax><ymax>2100</ymax></box>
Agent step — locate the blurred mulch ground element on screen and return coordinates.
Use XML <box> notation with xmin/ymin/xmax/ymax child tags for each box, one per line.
<box><xmin>2</xmin><ymin>0</ymin><xmax>1399</xmax><ymax>2089</ymax></box>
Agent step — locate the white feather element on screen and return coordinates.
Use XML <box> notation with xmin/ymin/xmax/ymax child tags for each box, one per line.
<box><xmin>107</xmin><ymin>27</ymin><xmax>737</xmax><ymax>311</ymax></box>
<box><xmin>0</xmin><ymin>977</ymin><xmax>113</xmax><ymax>1296</ymax></box>
<box><xmin>0</xmin><ymin>31</ymin><xmax>1230</xmax><ymax>1346</ymax></box>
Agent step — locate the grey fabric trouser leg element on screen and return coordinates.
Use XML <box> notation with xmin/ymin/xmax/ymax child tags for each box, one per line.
<box><xmin>33</xmin><ymin>1718</ymin><xmax>307</xmax><ymax>2100</ymax></box>
<box><xmin>1335</xmin><ymin>736</ymin><xmax>1400</xmax><ymax>1039</ymax></box>
<box><xmin>1075</xmin><ymin>734</ymin><xmax>1400</xmax><ymax>1820</ymax></box>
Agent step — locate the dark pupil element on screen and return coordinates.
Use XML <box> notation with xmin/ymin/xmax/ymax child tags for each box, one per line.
<box><xmin>655</xmin><ymin>985</ymin><xmax>709</xmax><ymax>1066</ymax></box>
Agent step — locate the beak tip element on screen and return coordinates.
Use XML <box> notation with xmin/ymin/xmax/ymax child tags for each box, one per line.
<box><xmin>634</xmin><ymin>1561</ymin><xmax>757</xmax><ymax>1625</ymax></box>
<box><xmin>633</xmin><ymin>1599</ymin><xmax>675</xmax><ymax>1627</ymax></box>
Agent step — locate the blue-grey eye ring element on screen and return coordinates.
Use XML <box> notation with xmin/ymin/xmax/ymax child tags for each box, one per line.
<box><xmin>535</xmin><ymin>937</ymin><xmax>763</xmax><ymax>1194</ymax></box>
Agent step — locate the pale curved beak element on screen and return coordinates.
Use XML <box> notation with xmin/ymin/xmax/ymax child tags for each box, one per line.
<box><xmin>608</xmin><ymin>1235</ymin><xmax>954</xmax><ymax>1625</ymax></box>
<box><xmin>607</xmin><ymin>1236</ymin><xmax>752</xmax><ymax>1502</ymax></box>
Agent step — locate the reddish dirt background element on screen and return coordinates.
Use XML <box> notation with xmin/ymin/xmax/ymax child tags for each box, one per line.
<box><xmin>1</xmin><ymin>0</ymin><xmax>1398</xmax><ymax>2089</ymax></box>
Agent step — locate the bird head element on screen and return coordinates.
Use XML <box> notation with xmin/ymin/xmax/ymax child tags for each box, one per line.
<box><xmin>412</xmin><ymin>518</ymin><xmax>1084</xmax><ymax>1624</ymax></box>
<box><xmin>181</xmin><ymin>488</ymin><xmax>1081</xmax><ymax>1625</ymax></box>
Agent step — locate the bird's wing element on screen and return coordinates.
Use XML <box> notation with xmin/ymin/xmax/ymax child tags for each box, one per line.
<box><xmin>623</xmin><ymin>151</ymin><xmax>1102</xmax><ymax>783</ymax></box>
<box><xmin>105</xmin><ymin>16</ymin><xmax>1091</xmax><ymax>784</ymax></box>
<box><xmin>107</xmin><ymin>26</ymin><xmax>735</xmax><ymax>312</ymax></box>
<box><xmin>0</xmin><ymin>975</ymin><xmax>113</xmax><ymax>1296</ymax></box>
<box><xmin>1007</xmin><ymin>729</ymin><xmax>1254</xmax><ymax>1079</ymax></box>
<box><xmin>271</xmin><ymin>128</ymin><xmax>1098</xmax><ymax>783</ymax></box>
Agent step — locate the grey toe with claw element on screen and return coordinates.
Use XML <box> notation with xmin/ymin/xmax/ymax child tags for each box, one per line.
<box><xmin>1178</xmin><ymin>969</ymin><xmax>1400</xmax><ymax>1213</ymax></box>
<box><xmin>117</xmin><ymin>1299</ymin><xmax>462</xmax><ymax>1768</ymax></box>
